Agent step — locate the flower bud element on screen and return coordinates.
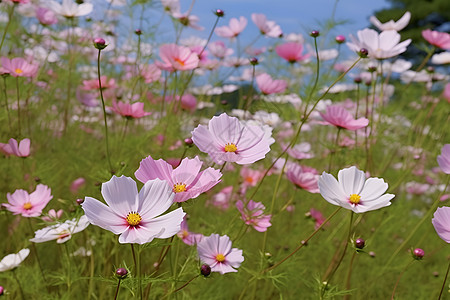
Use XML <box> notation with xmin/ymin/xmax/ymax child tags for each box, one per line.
<box><xmin>214</xmin><ymin>9</ymin><xmax>224</xmax><ymax>17</ymax></box>
<box><xmin>249</xmin><ymin>57</ymin><xmax>259</xmax><ymax>66</ymax></box>
<box><xmin>335</xmin><ymin>35</ymin><xmax>346</xmax><ymax>44</ymax></box>
<box><xmin>412</xmin><ymin>248</ymin><xmax>425</xmax><ymax>260</ymax></box>
<box><xmin>220</xmin><ymin>100</ymin><xmax>228</xmax><ymax>106</ymax></box>
<box><xmin>353</xmin><ymin>76</ymin><xmax>362</xmax><ymax>84</ymax></box>
<box><xmin>115</xmin><ymin>267</ymin><xmax>128</xmax><ymax>279</ymax></box>
<box><xmin>76</xmin><ymin>198</ymin><xmax>84</xmax><ymax>205</ymax></box>
<box><xmin>355</xmin><ymin>238</ymin><xmax>365</xmax><ymax>249</ymax></box>
<box><xmin>200</xmin><ymin>264</ymin><xmax>211</xmax><ymax>277</ymax></box>
<box><xmin>359</xmin><ymin>48</ymin><xmax>369</xmax><ymax>58</ymax></box>
<box><xmin>135</xmin><ymin>29</ymin><xmax>142</xmax><ymax>35</ymax></box>
<box><xmin>184</xmin><ymin>138</ymin><xmax>193</xmax><ymax>146</ymax></box>
<box><xmin>93</xmin><ymin>38</ymin><xmax>107</xmax><ymax>50</ymax></box>
<box><xmin>310</xmin><ymin>30</ymin><xmax>320</xmax><ymax>37</ymax></box>
<box><xmin>0</xmin><ymin>286</ymin><xmax>3</xmax><ymax>295</ymax></box>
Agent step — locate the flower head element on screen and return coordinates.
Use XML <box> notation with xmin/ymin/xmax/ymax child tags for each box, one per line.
<box><xmin>422</xmin><ymin>29</ymin><xmax>450</xmax><ymax>50</ymax></box>
<box><xmin>256</xmin><ymin>73</ymin><xmax>287</xmax><ymax>95</ymax></box>
<box><xmin>49</xmin><ymin>0</ymin><xmax>93</xmax><ymax>18</ymax></box>
<box><xmin>30</xmin><ymin>215</ymin><xmax>90</xmax><ymax>244</ymax></box>
<box><xmin>437</xmin><ymin>144</ymin><xmax>450</xmax><ymax>174</ymax></box>
<box><xmin>275</xmin><ymin>42</ymin><xmax>310</xmax><ymax>64</ymax></box>
<box><xmin>191</xmin><ymin>113</ymin><xmax>274</xmax><ymax>165</ymax></box>
<box><xmin>0</xmin><ymin>57</ymin><xmax>38</xmax><ymax>77</ymax></box>
<box><xmin>319</xmin><ymin>105</ymin><xmax>369</xmax><ymax>131</ymax></box>
<box><xmin>135</xmin><ymin>156</ymin><xmax>222</xmax><ymax>203</ymax></box>
<box><xmin>318</xmin><ymin>166</ymin><xmax>395</xmax><ymax>213</ymax></box>
<box><xmin>286</xmin><ymin>163</ymin><xmax>320</xmax><ymax>193</ymax></box>
<box><xmin>251</xmin><ymin>13</ymin><xmax>282</xmax><ymax>38</ymax></box>
<box><xmin>0</xmin><ymin>249</ymin><xmax>30</xmax><ymax>272</ymax></box>
<box><xmin>3</xmin><ymin>184</ymin><xmax>53</xmax><ymax>217</ymax></box>
<box><xmin>369</xmin><ymin>11</ymin><xmax>411</xmax><ymax>31</ymax></box>
<box><xmin>197</xmin><ymin>234</ymin><xmax>244</xmax><ymax>274</ymax></box>
<box><xmin>236</xmin><ymin>200</ymin><xmax>272</xmax><ymax>232</ymax></box>
<box><xmin>177</xmin><ymin>216</ymin><xmax>203</xmax><ymax>245</ymax></box>
<box><xmin>432</xmin><ymin>206</ymin><xmax>450</xmax><ymax>243</ymax></box>
<box><xmin>0</xmin><ymin>138</ymin><xmax>30</xmax><ymax>157</ymax></box>
<box><xmin>215</xmin><ymin>16</ymin><xmax>247</xmax><ymax>38</ymax></box>
<box><xmin>155</xmin><ymin>44</ymin><xmax>199</xmax><ymax>72</ymax></box>
<box><xmin>111</xmin><ymin>101</ymin><xmax>151</xmax><ymax>119</ymax></box>
<box><xmin>81</xmin><ymin>176</ymin><xmax>185</xmax><ymax>244</ymax></box>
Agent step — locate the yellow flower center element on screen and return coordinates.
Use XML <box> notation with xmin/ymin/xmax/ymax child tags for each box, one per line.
<box><xmin>174</xmin><ymin>58</ymin><xmax>185</xmax><ymax>66</ymax></box>
<box><xmin>181</xmin><ymin>230</ymin><xmax>189</xmax><ymax>239</ymax></box>
<box><xmin>58</xmin><ymin>230</ymin><xmax>71</xmax><ymax>240</ymax></box>
<box><xmin>224</xmin><ymin>143</ymin><xmax>237</xmax><ymax>153</ymax></box>
<box><xmin>349</xmin><ymin>194</ymin><xmax>361</xmax><ymax>205</ymax></box>
<box><xmin>216</xmin><ymin>254</ymin><xmax>226</xmax><ymax>262</ymax></box>
<box><xmin>15</xmin><ymin>68</ymin><xmax>23</xmax><ymax>74</ymax></box>
<box><xmin>173</xmin><ymin>183</ymin><xmax>187</xmax><ymax>193</ymax></box>
<box><xmin>126</xmin><ymin>212</ymin><xmax>142</xmax><ymax>226</ymax></box>
<box><xmin>23</xmin><ymin>202</ymin><xmax>32</xmax><ymax>210</ymax></box>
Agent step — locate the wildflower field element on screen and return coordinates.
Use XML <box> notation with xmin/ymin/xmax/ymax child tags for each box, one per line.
<box><xmin>0</xmin><ymin>0</ymin><xmax>449</xmax><ymax>299</ymax></box>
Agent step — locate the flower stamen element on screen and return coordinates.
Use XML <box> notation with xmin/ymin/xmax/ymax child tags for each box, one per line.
<box><xmin>126</xmin><ymin>212</ymin><xmax>142</xmax><ymax>226</ymax></box>
<box><xmin>349</xmin><ymin>194</ymin><xmax>361</xmax><ymax>205</ymax></box>
<box><xmin>23</xmin><ymin>202</ymin><xmax>32</xmax><ymax>210</ymax></box>
<box><xmin>224</xmin><ymin>143</ymin><xmax>237</xmax><ymax>153</ymax></box>
<box><xmin>216</xmin><ymin>253</ymin><xmax>226</xmax><ymax>262</ymax></box>
<box><xmin>173</xmin><ymin>183</ymin><xmax>187</xmax><ymax>193</ymax></box>
<box><xmin>15</xmin><ymin>68</ymin><xmax>23</xmax><ymax>74</ymax></box>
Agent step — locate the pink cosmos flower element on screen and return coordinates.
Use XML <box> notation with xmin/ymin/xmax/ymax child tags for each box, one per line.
<box><xmin>283</xmin><ymin>142</ymin><xmax>314</xmax><ymax>160</ymax></box>
<box><xmin>0</xmin><ymin>57</ymin><xmax>38</xmax><ymax>77</ymax></box>
<box><xmin>3</xmin><ymin>184</ymin><xmax>53</xmax><ymax>217</ymax></box>
<box><xmin>240</xmin><ymin>167</ymin><xmax>263</xmax><ymax>188</ymax></box>
<box><xmin>0</xmin><ymin>138</ymin><xmax>30</xmax><ymax>157</ymax></box>
<box><xmin>215</xmin><ymin>16</ymin><xmax>247</xmax><ymax>38</ymax></box>
<box><xmin>319</xmin><ymin>105</ymin><xmax>369</xmax><ymax>131</ymax></box>
<box><xmin>286</xmin><ymin>163</ymin><xmax>320</xmax><ymax>193</ymax></box>
<box><xmin>347</xmin><ymin>28</ymin><xmax>411</xmax><ymax>59</ymax></box>
<box><xmin>318</xmin><ymin>166</ymin><xmax>395</xmax><ymax>213</ymax></box>
<box><xmin>166</xmin><ymin>94</ymin><xmax>197</xmax><ymax>112</ymax></box>
<box><xmin>70</xmin><ymin>177</ymin><xmax>86</xmax><ymax>194</ymax></box>
<box><xmin>197</xmin><ymin>234</ymin><xmax>244</xmax><ymax>274</ymax></box>
<box><xmin>82</xmin><ymin>176</ymin><xmax>185</xmax><ymax>244</ymax></box>
<box><xmin>155</xmin><ymin>44</ymin><xmax>199</xmax><ymax>72</ymax></box>
<box><xmin>422</xmin><ymin>29</ymin><xmax>450</xmax><ymax>50</ymax></box>
<box><xmin>369</xmin><ymin>11</ymin><xmax>410</xmax><ymax>31</ymax></box>
<box><xmin>251</xmin><ymin>13</ymin><xmax>282</xmax><ymax>38</ymax></box>
<box><xmin>36</xmin><ymin>7</ymin><xmax>58</xmax><ymax>25</ymax></box>
<box><xmin>111</xmin><ymin>101</ymin><xmax>151</xmax><ymax>119</ymax></box>
<box><xmin>432</xmin><ymin>206</ymin><xmax>450</xmax><ymax>243</ymax></box>
<box><xmin>275</xmin><ymin>42</ymin><xmax>310</xmax><ymax>64</ymax></box>
<box><xmin>256</xmin><ymin>73</ymin><xmax>287</xmax><ymax>95</ymax></box>
<box><xmin>191</xmin><ymin>113</ymin><xmax>274</xmax><ymax>165</ymax></box>
<box><xmin>437</xmin><ymin>144</ymin><xmax>450</xmax><ymax>174</ymax></box>
<box><xmin>135</xmin><ymin>156</ymin><xmax>222</xmax><ymax>203</ymax></box>
<box><xmin>177</xmin><ymin>216</ymin><xmax>203</xmax><ymax>245</ymax></box>
<box><xmin>209</xmin><ymin>186</ymin><xmax>233</xmax><ymax>210</ymax></box>
<box><xmin>309</xmin><ymin>208</ymin><xmax>326</xmax><ymax>230</ymax></box>
<box><xmin>208</xmin><ymin>41</ymin><xmax>234</xmax><ymax>59</ymax></box>
<box><xmin>42</xmin><ymin>209</ymin><xmax>64</xmax><ymax>222</ymax></box>
<box><xmin>236</xmin><ymin>200</ymin><xmax>272</xmax><ymax>232</ymax></box>
<box><xmin>81</xmin><ymin>76</ymin><xmax>116</xmax><ymax>91</ymax></box>
<box><xmin>141</xmin><ymin>64</ymin><xmax>162</xmax><ymax>83</ymax></box>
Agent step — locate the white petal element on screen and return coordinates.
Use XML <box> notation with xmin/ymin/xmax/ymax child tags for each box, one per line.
<box><xmin>101</xmin><ymin>175</ymin><xmax>138</xmax><ymax>216</ymax></box>
<box><xmin>138</xmin><ymin>179</ymin><xmax>175</xmax><ymax>219</ymax></box>
<box><xmin>338</xmin><ymin>166</ymin><xmax>365</xmax><ymax>195</ymax></box>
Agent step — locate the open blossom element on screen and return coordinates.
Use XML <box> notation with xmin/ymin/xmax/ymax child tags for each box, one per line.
<box><xmin>191</xmin><ymin>113</ymin><xmax>274</xmax><ymax>165</ymax></box>
<box><xmin>135</xmin><ymin>156</ymin><xmax>222</xmax><ymax>203</ymax></box>
<box><xmin>197</xmin><ymin>234</ymin><xmax>244</xmax><ymax>274</ymax></box>
<box><xmin>256</xmin><ymin>73</ymin><xmax>287</xmax><ymax>95</ymax></box>
<box><xmin>318</xmin><ymin>166</ymin><xmax>395</xmax><ymax>213</ymax></box>
<box><xmin>286</xmin><ymin>163</ymin><xmax>320</xmax><ymax>193</ymax></box>
<box><xmin>309</xmin><ymin>208</ymin><xmax>326</xmax><ymax>229</ymax></box>
<box><xmin>155</xmin><ymin>44</ymin><xmax>199</xmax><ymax>71</ymax></box>
<box><xmin>284</xmin><ymin>142</ymin><xmax>314</xmax><ymax>160</ymax></box>
<box><xmin>319</xmin><ymin>105</ymin><xmax>369</xmax><ymax>131</ymax></box>
<box><xmin>111</xmin><ymin>101</ymin><xmax>151</xmax><ymax>119</ymax></box>
<box><xmin>347</xmin><ymin>28</ymin><xmax>411</xmax><ymax>59</ymax></box>
<box><xmin>437</xmin><ymin>144</ymin><xmax>450</xmax><ymax>174</ymax></box>
<box><xmin>36</xmin><ymin>7</ymin><xmax>58</xmax><ymax>25</ymax></box>
<box><xmin>0</xmin><ymin>138</ymin><xmax>30</xmax><ymax>157</ymax></box>
<box><xmin>236</xmin><ymin>200</ymin><xmax>272</xmax><ymax>232</ymax></box>
<box><xmin>177</xmin><ymin>216</ymin><xmax>203</xmax><ymax>245</ymax></box>
<box><xmin>3</xmin><ymin>185</ymin><xmax>53</xmax><ymax>217</ymax></box>
<box><xmin>251</xmin><ymin>13</ymin><xmax>282</xmax><ymax>38</ymax></box>
<box><xmin>30</xmin><ymin>215</ymin><xmax>90</xmax><ymax>244</ymax></box>
<box><xmin>0</xmin><ymin>249</ymin><xmax>30</xmax><ymax>272</ymax></box>
<box><xmin>81</xmin><ymin>76</ymin><xmax>116</xmax><ymax>91</ymax></box>
<box><xmin>0</xmin><ymin>57</ymin><xmax>38</xmax><ymax>77</ymax></box>
<box><xmin>48</xmin><ymin>0</ymin><xmax>93</xmax><ymax>18</ymax></box>
<box><xmin>369</xmin><ymin>11</ymin><xmax>411</xmax><ymax>31</ymax></box>
<box><xmin>422</xmin><ymin>29</ymin><xmax>450</xmax><ymax>50</ymax></box>
<box><xmin>215</xmin><ymin>16</ymin><xmax>247</xmax><ymax>38</ymax></box>
<box><xmin>275</xmin><ymin>42</ymin><xmax>310</xmax><ymax>63</ymax></box>
<box><xmin>141</xmin><ymin>64</ymin><xmax>161</xmax><ymax>83</ymax></box>
<box><xmin>432</xmin><ymin>207</ymin><xmax>450</xmax><ymax>243</ymax></box>
<box><xmin>240</xmin><ymin>166</ymin><xmax>263</xmax><ymax>188</ymax></box>
<box><xmin>208</xmin><ymin>41</ymin><xmax>234</xmax><ymax>59</ymax></box>
<box><xmin>209</xmin><ymin>186</ymin><xmax>233</xmax><ymax>210</ymax></box>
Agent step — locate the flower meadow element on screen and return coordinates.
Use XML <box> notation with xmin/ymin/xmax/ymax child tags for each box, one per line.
<box><xmin>0</xmin><ymin>0</ymin><xmax>449</xmax><ymax>299</ymax></box>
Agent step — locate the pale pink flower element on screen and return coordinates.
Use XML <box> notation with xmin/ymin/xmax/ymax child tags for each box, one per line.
<box><xmin>240</xmin><ymin>167</ymin><xmax>263</xmax><ymax>188</ymax></box>
<box><xmin>41</xmin><ymin>209</ymin><xmax>64</xmax><ymax>222</ymax></box>
<box><xmin>215</xmin><ymin>16</ymin><xmax>247</xmax><ymax>38</ymax></box>
<box><xmin>0</xmin><ymin>57</ymin><xmax>38</xmax><ymax>77</ymax></box>
<box><xmin>30</xmin><ymin>215</ymin><xmax>90</xmax><ymax>244</ymax></box>
<box><xmin>141</xmin><ymin>64</ymin><xmax>161</xmax><ymax>83</ymax></box>
<box><xmin>236</xmin><ymin>200</ymin><xmax>272</xmax><ymax>232</ymax></box>
<box><xmin>319</xmin><ymin>105</ymin><xmax>369</xmax><ymax>130</ymax></box>
<box><xmin>422</xmin><ymin>29</ymin><xmax>450</xmax><ymax>50</ymax></box>
<box><xmin>36</xmin><ymin>7</ymin><xmax>58</xmax><ymax>25</ymax></box>
<box><xmin>177</xmin><ymin>216</ymin><xmax>203</xmax><ymax>245</ymax></box>
<box><xmin>256</xmin><ymin>73</ymin><xmax>287</xmax><ymax>95</ymax></box>
<box><xmin>318</xmin><ymin>166</ymin><xmax>395</xmax><ymax>213</ymax></box>
<box><xmin>135</xmin><ymin>156</ymin><xmax>222</xmax><ymax>203</ymax></box>
<box><xmin>3</xmin><ymin>184</ymin><xmax>53</xmax><ymax>217</ymax></box>
<box><xmin>209</xmin><ymin>186</ymin><xmax>233</xmax><ymax>210</ymax></box>
<box><xmin>197</xmin><ymin>234</ymin><xmax>244</xmax><ymax>274</ymax></box>
<box><xmin>0</xmin><ymin>138</ymin><xmax>30</xmax><ymax>157</ymax></box>
<box><xmin>191</xmin><ymin>113</ymin><xmax>274</xmax><ymax>165</ymax></box>
<box><xmin>309</xmin><ymin>208</ymin><xmax>326</xmax><ymax>230</ymax></box>
<box><xmin>283</xmin><ymin>142</ymin><xmax>314</xmax><ymax>160</ymax></box>
<box><xmin>369</xmin><ymin>11</ymin><xmax>410</xmax><ymax>31</ymax></box>
<box><xmin>49</xmin><ymin>0</ymin><xmax>93</xmax><ymax>18</ymax></box>
<box><xmin>172</xmin><ymin>12</ymin><xmax>204</xmax><ymax>30</ymax></box>
<box><xmin>275</xmin><ymin>42</ymin><xmax>310</xmax><ymax>63</ymax></box>
<box><xmin>81</xmin><ymin>76</ymin><xmax>116</xmax><ymax>91</ymax></box>
<box><xmin>208</xmin><ymin>41</ymin><xmax>233</xmax><ymax>59</ymax></box>
<box><xmin>161</xmin><ymin>0</ymin><xmax>180</xmax><ymax>14</ymax></box>
<box><xmin>251</xmin><ymin>13</ymin><xmax>282</xmax><ymax>38</ymax></box>
<box><xmin>432</xmin><ymin>206</ymin><xmax>450</xmax><ymax>243</ymax></box>
<box><xmin>155</xmin><ymin>44</ymin><xmax>199</xmax><ymax>72</ymax></box>
<box><xmin>347</xmin><ymin>28</ymin><xmax>411</xmax><ymax>59</ymax></box>
<box><xmin>437</xmin><ymin>144</ymin><xmax>450</xmax><ymax>174</ymax></box>
<box><xmin>111</xmin><ymin>101</ymin><xmax>151</xmax><ymax>119</ymax></box>
<box><xmin>82</xmin><ymin>176</ymin><xmax>185</xmax><ymax>244</ymax></box>
<box><xmin>70</xmin><ymin>177</ymin><xmax>86</xmax><ymax>194</ymax></box>
<box><xmin>286</xmin><ymin>163</ymin><xmax>320</xmax><ymax>193</ymax></box>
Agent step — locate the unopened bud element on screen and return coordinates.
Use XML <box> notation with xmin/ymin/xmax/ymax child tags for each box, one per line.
<box><xmin>200</xmin><ymin>264</ymin><xmax>211</xmax><ymax>277</ymax></box>
<box><xmin>93</xmin><ymin>38</ymin><xmax>107</xmax><ymax>50</ymax></box>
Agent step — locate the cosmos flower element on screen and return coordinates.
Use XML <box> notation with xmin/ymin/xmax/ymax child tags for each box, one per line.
<box><xmin>251</xmin><ymin>13</ymin><xmax>282</xmax><ymax>38</ymax></box>
<box><xmin>369</xmin><ymin>11</ymin><xmax>411</xmax><ymax>31</ymax></box>
<box><xmin>48</xmin><ymin>0</ymin><xmax>93</xmax><ymax>18</ymax></box>
<box><xmin>3</xmin><ymin>185</ymin><xmax>53</xmax><ymax>217</ymax></box>
<box><xmin>208</xmin><ymin>41</ymin><xmax>234</xmax><ymax>59</ymax></box>
<box><xmin>177</xmin><ymin>216</ymin><xmax>203</xmax><ymax>245</ymax></box>
<box><xmin>286</xmin><ymin>163</ymin><xmax>320</xmax><ymax>193</ymax></box>
<box><xmin>318</xmin><ymin>166</ymin><xmax>395</xmax><ymax>213</ymax></box>
<box><xmin>0</xmin><ymin>249</ymin><xmax>30</xmax><ymax>272</ymax></box>
<box><xmin>111</xmin><ymin>101</ymin><xmax>152</xmax><ymax>119</ymax></box>
<box><xmin>135</xmin><ymin>156</ymin><xmax>222</xmax><ymax>203</ymax></box>
<box><xmin>347</xmin><ymin>28</ymin><xmax>411</xmax><ymax>59</ymax></box>
<box><xmin>0</xmin><ymin>138</ymin><xmax>30</xmax><ymax>157</ymax></box>
<box><xmin>215</xmin><ymin>16</ymin><xmax>247</xmax><ymax>38</ymax></box>
<box><xmin>82</xmin><ymin>176</ymin><xmax>185</xmax><ymax>244</ymax></box>
<box><xmin>437</xmin><ymin>144</ymin><xmax>450</xmax><ymax>174</ymax></box>
<box><xmin>319</xmin><ymin>105</ymin><xmax>369</xmax><ymax>131</ymax></box>
<box><xmin>41</xmin><ymin>209</ymin><xmax>64</xmax><ymax>222</ymax></box>
<box><xmin>256</xmin><ymin>73</ymin><xmax>287</xmax><ymax>95</ymax></box>
<box><xmin>275</xmin><ymin>42</ymin><xmax>310</xmax><ymax>63</ymax></box>
<box><xmin>422</xmin><ymin>29</ymin><xmax>450</xmax><ymax>50</ymax></box>
<box><xmin>197</xmin><ymin>234</ymin><xmax>244</xmax><ymax>274</ymax></box>
<box><xmin>236</xmin><ymin>200</ymin><xmax>272</xmax><ymax>232</ymax></box>
<box><xmin>0</xmin><ymin>57</ymin><xmax>38</xmax><ymax>77</ymax></box>
<box><xmin>191</xmin><ymin>113</ymin><xmax>274</xmax><ymax>165</ymax></box>
<box><xmin>155</xmin><ymin>44</ymin><xmax>199</xmax><ymax>72</ymax></box>
<box><xmin>432</xmin><ymin>206</ymin><xmax>450</xmax><ymax>243</ymax></box>
<box><xmin>30</xmin><ymin>215</ymin><xmax>90</xmax><ymax>244</ymax></box>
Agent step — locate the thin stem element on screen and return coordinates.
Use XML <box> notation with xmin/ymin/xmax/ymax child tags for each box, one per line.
<box><xmin>131</xmin><ymin>244</ymin><xmax>142</xmax><ymax>300</ymax></box>
<box><xmin>219</xmin><ymin>162</ymin><xmax>227</xmax><ymax>173</ymax></box>
<box><xmin>114</xmin><ymin>279</ymin><xmax>121</xmax><ymax>300</ymax></box>
<box><xmin>438</xmin><ymin>259</ymin><xmax>450</xmax><ymax>300</ymax></box>
<box><xmin>243</xmin><ymin>63</ymin><xmax>256</xmax><ymax>118</ymax></box>
<box><xmin>172</xmin><ymin>275</ymin><xmax>200</xmax><ymax>294</ymax></box>
<box><xmin>27</xmin><ymin>219</ymin><xmax>50</xmax><ymax>292</ymax></box>
<box><xmin>15</xmin><ymin>77</ymin><xmax>21</xmax><ymax>137</ymax></box>
<box><xmin>390</xmin><ymin>260</ymin><xmax>414</xmax><ymax>300</ymax></box>
<box><xmin>0</xmin><ymin>4</ymin><xmax>15</xmax><ymax>52</ymax></box>
<box><xmin>344</xmin><ymin>252</ymin><xmax>357</xmax><ymax>299</ymax></box>
<box><xmin>304</xmin><ymin>36</ymin><xmax>321</xmax><ymax>106</ymax></box>
<box><xmin>63</xmin><ymin>18</ymin><xmax>74</xmax><ymax>133</ymax></box>
<box><xmin>12</xmin><ymin>269</ymin><xmax>25</xmax><ymax>300</ymax></box>
<box><xmin>97</xmin><ymin>49</ymin><xmax>114</xmax><ymax>174</ymax></box>
<box><xmin>64</xmin><ymin>242</ymin><xmax>72</xmax><ymax>296</ymax></box>
<box><xmin>2</xmin><ymin>77</ymin><xmax>12</xmax><ymax>133</ymax></box>
<box><xmin>328</xmin><ymin>128</ymin><xmax>341</xmax><ymax>172</ymax></box>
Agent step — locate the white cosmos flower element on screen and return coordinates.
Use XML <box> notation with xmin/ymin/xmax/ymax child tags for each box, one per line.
<box><xmin>431</xmin><ymin>52</ymin><xmax>450</xmax><ymax>65</ymax></box>
<box><xmin>0</xmin><ymin>249</ymin><xmax>30</xmax><ymax>272</ymax></box>
<box><xmin>49</xmin><ymin>0</ymin><xmax>93</xmax><ymax>18</ymax></box>
<box><xmin>369</xmin><ymin>11</ymin><xmax>411</xmax><ymax>31</ymax></box>
<box><xmin>318</xmin><ymin>166</ymin><xmax>395</xmax><ymax>213</ymax></box>
<box><xmin>30</xmin><ymin>215</ymin><xmax>90</xmax><ymax>244</ymax></box>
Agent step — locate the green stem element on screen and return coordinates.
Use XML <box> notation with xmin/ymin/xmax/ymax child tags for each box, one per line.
<box><xmin>2</xmin><ymin>76</ymin><xmax>12</xmax><ymax>133</ymax></box>
<box><xmin>390</xmin><ymin>259</ymin><xmax>414</xmax><ymax>300</ymax></box>
<box><xmin>328</xmin><ymin>128</ymin><xmax>341</xmax><ymax>172</ymax></box>
<box><xmin>0</xmin><ymin>4</ymin><xmax>15</xmax><ymax>52</ymax></box>
<box><xmin>15</xmin><ymin>77</ymin><xmax>21</xmax><ymax>137</ymax></box>
<box><xmin>438</xmin><ymin>259</ymin><xmax>450</xmax><ymax>300</ymax></box>
<box><xmin>131</xmin><ymin>244</ymin><xmax>142</xmax><ymax>300</ymax></box>
<box><xmin>12</xmin><ymin>268</ymin><xmax>25</xmax><ymax>300</ymax></box>
<box><xmin>63</xmin><ymin>18</ymin><xmax>74</xmax><ymax>133</ymax></box>
<box><xmin>114</xmin><ymin>279</ymin><xmax>121</xmax><ymax>300</ymax></box>
<box><xmin>27</xmin><ymin>219</ymin><xmax>49</xmax><ymax>292</ymax></box>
